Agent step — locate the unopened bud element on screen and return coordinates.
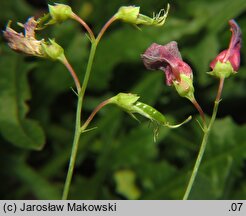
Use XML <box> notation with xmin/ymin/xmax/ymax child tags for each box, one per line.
<box><xmin>48</xmin><ymin>4</ymin><xmax>73</xmax><ymax>24</ymax></box>
<box><xmin>114</xmin><ymin>4</ymin><xmax>169</xmax><ymax>27</ymax></box>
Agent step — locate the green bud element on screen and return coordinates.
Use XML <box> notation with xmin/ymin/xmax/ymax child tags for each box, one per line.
<box><xmin>115</xmin><ymin>6</ymin><xmax>140</xmax><ymax>24</ymax></box>
<box><xmin>41</xmin><ymin>39</ymin><xmax>65</xmax><ymax>61</ymax></box>
<box><xmin>207</xmin><ymin>61</ymin><xmax>236</xmax><ymax>79</ymax></box>
<box><xmin>173</xmin><ymin>74</ymin><xmax>195</xmax><ymax>101</ymax></box>
<box><xmin>48</xmin><ymin>4</ymin><xmax>73</xmax><ymax>23</ymax></box>
<box><xmin>109</xmin><ymin>93</ymin><xmax>140</xmax><ymax>113</ymax></box>
<box><xmin>114</xmin><ymin>4</ymin><xmax>169</xmax><ymax>27</ymax></box>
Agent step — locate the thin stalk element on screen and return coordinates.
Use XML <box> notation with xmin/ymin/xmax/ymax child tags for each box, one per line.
<box><xmin>183</xmin><ymin>78</ymin><xmax>224</xmax><ymax>200</ymax></box>
<box><xmin>62</xmin><ymin>15</ymin><xmax>117</xmax><ymax>199</ymax></box>
<box><xmin>96</xmin><ymin>16</ymin><xmax>117</xmax><ymax>43</ymax></box>
<box><xmin>71</xmin><ymin>13</ymin><xmax>95</xmax><ymax>41</ymax></box>
<box><xmin>215</xmin><ymin>78</ymin><xmax>225</xmax><ymax>102</ymax></box>
<box><xmin>81</xmin><ymin>99</ymin><xmax>111</xmax><ymax>132</ymax></box>
<box><xmin>62</xmin><ymin>57</ymin><xmax>81</xmax><ymax>92</ymax></box>
<box><xmin>191</xmin><ymin>98</ymin><xmax>207</xmax><ymax>128</ymax></box>
<box><xmin>61</xmin><ymin>43</ymin><xmax>97</xmax><ymax>200</ymax></box>
<box><xmin>80</xmin><ymin>43</ymin><xmax>97</xmax><ymax>101</ymax></box>
<box><xmin>62</xmin><ymin>93</ymin><xmax>82</xmax><ymax>200</ymax></box>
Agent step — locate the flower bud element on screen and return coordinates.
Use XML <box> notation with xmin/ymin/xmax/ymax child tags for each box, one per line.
<box><xmin>114</xmin><ymin>4</ymin><xmax>169</xmax><ymax>27</ymax></box>
<box><xmin>115</xmin><ymin>6</ymin><xmax>140</xmax><ymax>24</ymax></box>
<box><xmin>209</xmin><ymin>19</ymin><xmax>241</xmax><ymax>78</ymax></box>
<box><xmin>109</xmin><ymin>93</ymin><xmax>140</xmax><ymax>114</ymax></box>
<box><xmin>48</xmin><ymin>4</ymin><xmax>73</xmax><ymax>24</ymax></box>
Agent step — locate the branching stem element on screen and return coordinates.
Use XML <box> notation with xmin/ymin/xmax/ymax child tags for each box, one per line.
<box><xmin>183</xmin><ymin>78</ymin><xmax>225</xmax><ymax>200</ymax></box>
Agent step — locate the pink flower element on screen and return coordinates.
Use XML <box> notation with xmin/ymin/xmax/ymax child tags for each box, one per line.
<box><xmin>210</xmin><ymin>19</ymin><xmax>241</xmax><ymax>72</ymax></box>
<box><xmin>141</xmin><ymin>41</ymin><xmax>192</xmax><ymax>86</ymax></box>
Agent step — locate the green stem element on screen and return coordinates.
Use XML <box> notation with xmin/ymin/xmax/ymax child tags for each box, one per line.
<box><xmin>80</xmin><ymin>43</ymin><xmax>97</xmax><ymax>101</ymax></box>
<box><xmin>61</xmin><ymin>43</ymin><xmax>97</xmax><ymax>199</ymax></box>
<box><xmin>62</xmin><ymin>93</ymin><xmax>82</xmax><ymax>200</ymax></box>
<box><xmin>62</xmin><ymin>16</ymin><xmax>116</xmax><ymax>199</ymax></box>
<box><xmin>183</xmin><ymin>78</ymin><xmax>224</xmax><ymax>200</ymax></box>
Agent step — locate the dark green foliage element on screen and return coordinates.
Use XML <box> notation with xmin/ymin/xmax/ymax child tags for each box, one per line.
<box><xmin>0</xmin><ymin>0</ymin><xmax>245</xmax><ymax>199</ymax></box>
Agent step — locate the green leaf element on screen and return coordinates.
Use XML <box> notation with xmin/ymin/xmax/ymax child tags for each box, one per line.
<box><xmin>0</xmin><ymin>0</ymin><xmax>33</xmax><ymax>21</ymax></box>
<box><xmin>114</xmin><ymin>169</ymin><xmax>141</xmax><ymax>199</ymax></box>
<box><xmin>109</xmin><ymin>122</ymin><xmax>169</xmax><ymax>169</ymax></box>
<box><xmin>137</xmin><ymin>161</ymin><xmax>177</xmax><ymax>193</ymax></box>
<box><xmin>13</xmin><ymin>160</ymin><xmax>61</xmax><ymax>199</ymax></box>
<box><xmin>0</xmin><ymin>50</ymin><xmax>45</xmax><ymax>150</ymax></box>
<box><xmin>189</xmin><ymin>117</ymin><xmax>246</xmax><ymax>199</ymax></box>
<box><xmin>183</xmin><ymin>34</ymin><xmax>218</xmax><ymax>86</ymax></box>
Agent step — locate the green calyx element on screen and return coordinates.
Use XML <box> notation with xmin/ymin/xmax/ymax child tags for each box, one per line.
<box><xmin>109</xmin><ymin>93</ymin><xmax>140</xmax><ymax>115</ymax></box>
<box><xmin>173</xmin><ymin>74</ymin><xmax>195</xmax><ymax>101</ymax></box>
<box><xmin>114</xmin><ymin>4</ymin><xmax>169</xmax><ymax>27</ymax></box>
<box><xmin>41</xmin><ymin>39</ymin><xmax>65</xmax><ymax>61</ymax></box>
<box><xmin>48</xmin><ymin>4</ymin><xmax>73</xmax><ymax>24</ymax></box>
<box><xmin>207</xmin><ymin>61</ymin><xmax>236</xmax><ymax>79</ymax></box>
<box><xmin>115</xmin><ymin>6</ymin><xmax>140</xmax><ymax>24</ymax></box>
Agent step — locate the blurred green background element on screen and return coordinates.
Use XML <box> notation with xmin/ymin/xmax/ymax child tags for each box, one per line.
<box><xmin>0</xmin><ymin>0</ymin><xmax>245</xmax><ymax>199</ymax></box>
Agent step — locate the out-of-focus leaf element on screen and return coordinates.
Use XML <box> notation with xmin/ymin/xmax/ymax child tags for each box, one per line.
<box><xmin>188</xmin><ymin>118</ymin><xmax>246</xmax><ymax>199</ymax></box>
<box><xmin>143</xmin><ymin>118</ymin><xmax>246</xmax><ymax>199</ymax></box>
<box><xmin>109</xmin><ymin>122</ymin><xmax>169</xmax><ymax>169</ymax></box>
<box><xmin>13</xmin><ymin>160</ymin><xmax>60</xmax><ymax>199</ymax></box>
<box><xmin>137</xmin><ymin>161</ymin><xmax>177</xmax><ymax>193</ymax></box>
<box><xmin>0</xmin><ymin>50</ymin><xmax>45</xmax><ymax>150</ymax></box>
<box><xmin>189</xmin><ymin>157</ymin><xmax>233</xmax><ymax>199</ymax></box>
<box><xmin>0</xmin><ymin>0</ymin><xmax>33</xmax><ymax>22</ymax></box>
<box><xmin>133</xmin><ymin>73</ymin><xmax>163</xmax><ymax>105</ymax></box>
<box><xmin>114</xmin><ymin>169</ymin><xmax>141</xmax><ymax>199</ymax></box>
<box><xmin>183</xmin><ymin>34</ymin><xmax>218</xmax><ymax>86</ymax></box>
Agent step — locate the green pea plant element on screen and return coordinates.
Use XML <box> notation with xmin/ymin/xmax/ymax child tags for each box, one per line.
<box><xmin>3</xmin><ymin>3</ymin><xmax>241</xmax><ymax>200</ymax></box>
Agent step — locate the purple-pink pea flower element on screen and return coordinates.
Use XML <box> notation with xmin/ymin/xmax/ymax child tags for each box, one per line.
<box><xmin>210</xmin><ymin>19</ymin><xmax>241</xmax><ymax>72</ymax></box>
<box><xmin>141</xmin><ymin>41</ymin><xmax>193</xmax><ymax>86</ymax></box>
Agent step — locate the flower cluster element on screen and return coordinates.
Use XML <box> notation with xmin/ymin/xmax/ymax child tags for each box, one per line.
<box><xmin>141</xmin><ymin>19</ymin><xmax>241</xmax><ymax>99</ymax></box>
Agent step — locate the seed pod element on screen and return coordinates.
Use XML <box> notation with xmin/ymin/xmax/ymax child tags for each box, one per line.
<box><xmin>132</xmin><ymin>101</ymin><xmax>166</xmax><ymax>124</ymax></box>
<box><xmin>109</xmin><ymin>92</ymin><xmax>191</xmax><ymax>128</ymax></box>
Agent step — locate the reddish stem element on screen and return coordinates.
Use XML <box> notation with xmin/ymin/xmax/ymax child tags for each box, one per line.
<box><xmin>81</xmin><ymin>99</ymin><xmax>111</xmax><ymax>131</ymax></box>
<box><xmin>215</xmin><ymin>78</ymin><xmax>225</xmax><ymax>102</ymax></box>
<box><xmin>62</xmin><ymin>57</ymin><xmax>81</xmax><ymax>93</ymax></box>
<box><xmin>96</xmin><ymin>16</ymin><xmax>117</xmax><ymax>43</ymax></box>
<box><xmin>71</xmin><ymin>13</ymin><xmax>95</xmax><ymax>41</ymax></box>
<box><xmin>191</xmin><ymin>99</ymin><xmax>207</xmax><ymax>127</ymax></box>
